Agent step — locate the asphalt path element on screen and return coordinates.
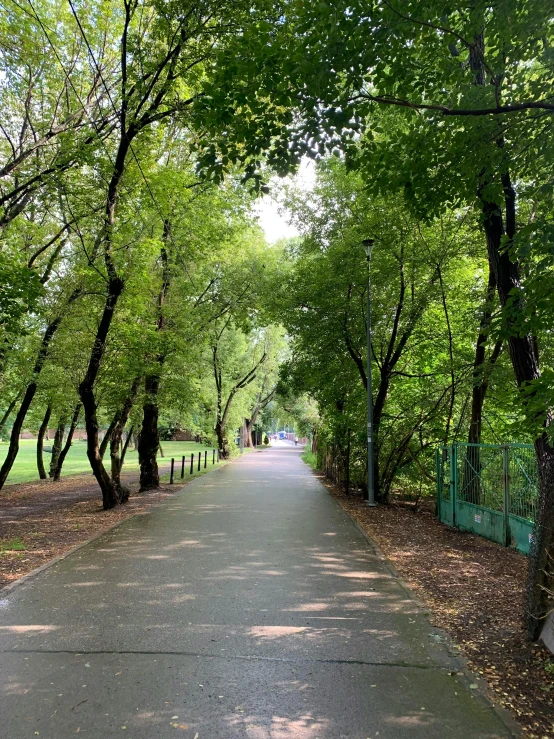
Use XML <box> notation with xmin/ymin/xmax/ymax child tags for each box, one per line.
<box><xmin>0</xmin><ymin>443</ymin><xmax>514</xmax><ymax>738</ymax></box>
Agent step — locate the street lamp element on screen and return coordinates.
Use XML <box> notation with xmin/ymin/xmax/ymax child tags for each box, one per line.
<box><xmin>362</xmin><ymin>238</ymin><xmax>376</xmax><ymax>506</ymax></box>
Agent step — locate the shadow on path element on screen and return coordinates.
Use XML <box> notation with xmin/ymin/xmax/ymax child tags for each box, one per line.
<box><xmin>0</xmin><ymin>445</ymin><xmax>515</xmax><ymax>738</ymax></box>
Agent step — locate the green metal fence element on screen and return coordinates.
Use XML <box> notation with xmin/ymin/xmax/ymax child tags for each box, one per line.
<box><xmin>436</xmin><ymin>443</ymin><xmax>537</xmax><ymax>555</ymax></box>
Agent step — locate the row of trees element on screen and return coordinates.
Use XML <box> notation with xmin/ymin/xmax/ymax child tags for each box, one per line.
<box><xmin>190</xmin><ymin>0</ymin><xmax>554</xmax><ymax>638</ymax></box>
<box><xmin>0</xmin><ymin>0</ymin><xmax>284</xmax><ymax>508</ymax></box>
<box><xmin>2</xmin><ymin>0</ymin><xmax>553</xmax><ymax>639</ymax></box>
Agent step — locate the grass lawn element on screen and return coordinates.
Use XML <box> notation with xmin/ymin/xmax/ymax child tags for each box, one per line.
<box><xmin>0</xmin><ymin>439</ymin><xmax>217</xmax><ymax>485</ymax></box>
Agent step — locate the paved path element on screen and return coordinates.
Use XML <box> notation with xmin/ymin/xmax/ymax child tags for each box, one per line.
<box><xmin>0</xmin><ymin>445</ymin><xmax>514</xmax><ymax>738</ymax></box>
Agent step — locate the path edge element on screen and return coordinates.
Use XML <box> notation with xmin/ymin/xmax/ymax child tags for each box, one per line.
<box><xmin>0</xmin><ymin>459</ymin><xmax>232</xmax><ymax>598</ymax></box>
<box><xmin>301</xmin><ymin>457</ymin><xmax>521</xmax><ymax>739</ymax></box>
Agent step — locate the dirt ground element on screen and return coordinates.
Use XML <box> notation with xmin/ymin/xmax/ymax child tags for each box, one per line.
<box><xmin>325</xmin><ymin>479</ymin><xmax>554</xmax><ymax>738</ymax></box>
<box><xmin>0</xmin><ymin>470</ymin><xmax>175</xmax><ymax>589</ymax></box>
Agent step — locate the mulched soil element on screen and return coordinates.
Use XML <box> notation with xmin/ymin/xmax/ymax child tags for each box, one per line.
<box><xmin>0</xmin><ymin>470</ymin><xmax>175</xmax><ymax>589</ymax></box>
<box><xmin>321</xmin><ymin>477</ymin><xmax>554</xmax><ymax>739</ymax></box>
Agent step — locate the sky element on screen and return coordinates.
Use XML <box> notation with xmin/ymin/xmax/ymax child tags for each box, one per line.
<box><xmin>254</xmin><ymin>160</ymin><xmax>316</xmax><ymax>244</ymax></box>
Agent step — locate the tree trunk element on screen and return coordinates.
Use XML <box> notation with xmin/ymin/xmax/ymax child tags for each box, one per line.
<box><xmin>464</xmin><ymin>265</ymin><xmax>503</xmax><ymax>504</ymax></box>
<box><xmin>215</xmin><ymin>418</ymin><xmax>230</xmax><ymax>459</ymax></box>
<box><xmin>110</xmin><ymin>378</ymin><xmax>139</xmax><ymax>501</ymax></box>
<box><xmin>52</xmin><ymin>403</ymin><xmax>81</xmax><ymax>481</ymax></box>
<box><xmin>120</xmin><ymin>425</ymin><xmax>133</xmax><ymax>468</ymax></box>
<box><xmin>0</xmin><ymin>311</ymin><xmax>65</xmax><ymax>490</ymax></box>
<box><xmin>0</xmin><ymin>390</ymin><xmax>22</xmax><ymax>437</ymax></box>
<box><xmin>49</xmin><ymin>417</ymin><xmax>66</xmax><ymax>477</ymax></box>
<box><xmin>481</xmin><ymin>189</ymin><xmax>554</xmax><ymax>639</ymax></box>
<box><xmin>99</xmin><ymin>415</ymin><xmax>118</xmax><ymax>460</ymax></box>
<box><xmin>138</xmin><ymin>374</ymin><xmax>161</xmax><ymax>491</ymax></box>
<box><xmin>245</xmin><ymin>418</ymin><xmax>255</xmax><ymax>448</ymax></box>
<box><xmin>345</xmin><ymin>427</ymin><xmax>351</xmax><ymax>495</ymax></box>
<box><xmin>138</xmin><ymin>221</ymin><xmax>171</xmax><ymax>491</ymax></box>
<box><xmin>78</xmin><ymin>277</ymin><xmax>125</xmax><ymax>510</ymax></box>
<box><xmin>36</xmin><ymin>404</ymin><xmax>51</xmax><ymax>479</ymax></box>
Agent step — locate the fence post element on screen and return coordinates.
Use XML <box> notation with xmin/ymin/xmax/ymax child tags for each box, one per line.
<box><xmin>503</xmin><ymin>444</ymin><xmax>510</xmax><ymax>546</ymax></box>
<box><xmin>345</xmin><ymin>428</ymin><xmax>351</xmax><ymax>495</ymax></box>
<box><xmin>170</xmin><ymin>458</ymin><xmax>175</xmax><ymax>484</ymax></box>
<box><xmin>435</xmin><ymin>448</ymin><xmax>441</xmax><ymax>517</ymax></box>
<box><xmin>197</xmin><ymin>452</ymin><xmax>201</xmax><ymax>471</ymax></box>
<box><xmin>450</xmin><ymin>444</ymin><xmax>457</xmax><ymax>526</ymax></box>
<box><xmin>190</xmin><ymin>454</ymin><xmax>194</xmax><ymax>474</ymax></box>
<box><xmin>181</xmin><ymin>456</ymin><xmax>185</xmax><ymax>479</ymax></box>
<box><xmin>204</xmin><ymin>451</ymin><xmax>207</xmax><ymax>469</ymax></box>
<box><xmin>212</xmin><ymin>449</ymin><xmax>215</xmax><ymax>465</ymax></box>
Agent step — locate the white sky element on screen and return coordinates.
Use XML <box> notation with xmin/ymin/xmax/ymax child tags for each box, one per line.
<box><xmin>255</xmin><ymin>160</ymin><xmax>316</xmax><ymax>244</ymax></box>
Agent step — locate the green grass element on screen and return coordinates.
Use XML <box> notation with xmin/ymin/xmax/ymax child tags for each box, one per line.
<box><xmin>0</xmin><ymin>439</ymin><xmax>217</xmax><ymax>486</ymax></box>
<box><xmin>0</xmin><ymin>537</ymin><xmax>25</xmax><ymax>552</ymax></box>
<box><xmin>0</xmin><ymin>537</ymin><xmax>26</xmax><ymax>558</ymax></box>
<box><xmin>301</xmin><ymin>449</ymin><xmax>318</xmax><ymax>469</ymax></box>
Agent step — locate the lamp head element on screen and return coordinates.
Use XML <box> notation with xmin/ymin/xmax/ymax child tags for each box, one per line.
<box><xmin>362</xmin><ymin>238</ymin><xmax>375</xmax><ymax>259</ymax></box>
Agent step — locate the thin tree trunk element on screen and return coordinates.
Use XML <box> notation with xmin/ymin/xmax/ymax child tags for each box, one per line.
<box><xmin>99</xmin><ymin>415</ymin><xmax>118</xmax><ymax>460</ymax></box>
<box><xmin>120</xmin><ymin>424</ymin><xmax>133</xmax><ymax>469</ymax></box>
<box><xmin>0</xmin><ymin>390</ymin><xmax>22</xmax><ymax>437</ymax></box>
<box><xmin>464</xmin><ymin>266</ymin><xmax>503</xmax><ymax>504</ymax></box>
<box><xmin>345</xmin><ymin>427</ymin><xmax>351</xmax><ymax>495</ymax></box>
<box><xmin>49</xmin><ymin>417</ymin><xmax>66</xmax><ymax>477</ymax></box>
<box><xmin>110</xmin><ymin>378</ymin><xmax>140</xmax><ymax>501</ymax></box>
<box><xmin>0</xmin><ymin>307</ymin><xmax>68</xmax><ymax>490</ymax></box>
<box><xmin>52</xmin><ymin>403</ymin><xmax>81</xmax><ymax>481</ymax></box>
<box><xmin>36</xmin><ymin>404</ymin><xmax>51</xmax><ymax>479</ymax></box>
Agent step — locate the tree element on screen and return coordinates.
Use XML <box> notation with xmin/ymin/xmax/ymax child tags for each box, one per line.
<box><xmin>194</xmin><ymin>0</ymin><xmax>554</xmax><ymax>638</ymax></box>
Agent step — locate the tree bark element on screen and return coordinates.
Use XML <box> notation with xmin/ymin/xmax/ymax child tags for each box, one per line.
<box><xmin>120</xmin><ymin>425</ymin><xmax>133</xmax><ymax>469</ymax></box>
<box><xmin>49</xmin><ymin>416</ymin><xmax>66</xmax><ymax>477</ymax></box>
<box><xmin>0</xmin><ymin>308</ymin><xmax>68</xmax><ymax>490</ymax></box>
<box><xmin>215</xmin><ymin>417</ymin><xmax>231</xmax><ymax>459</ymax></box>
<box><xmin>52</xmin><ymin>403</ymin><xmax>81</xmax><ymax>481</ymax></box>
<box><xmin>36</xmin><ymin>404</ymin><xmax>51</xmax><ymax>479</ymax></box>
<box><xmin>468</xmin><ymin>266</ymin><xmax>502</xmax><ymax>444</ymax></box>
<box><xmin>463</xmin><ymin>265</ymin><xmax>503</xmax><ymax>504</ymax></box>
<box><xmin>79</xmin><ymin>277</ymin><xmax>125</xmax><ymax>510</ymax></box>
<box><xmin>99</xmin><ymin>415</ymin><xmax>118</xmax><ymax>460</ymax></box>
<box><xmin>111</xmin><ymin>378</ymin><xmax>140</xmax><ymax>501</ymax></box>
<box><xmin>481</xmin><ymin>186</ymin><xmax>554</xmax><ymax>639</ymax></box>
<box><xmin>138</xmin><ymin>222</ymin><xmax>171</xmax><ymax>491</ymax></box>
<box><xmin>138</xmin><ymin>374</ymin><xmax>161</xmax><ymax>490</ymax></box>
<box><xmin>0</xmin><ymin>390</ymin><xmax>22</xmax><ymax>437</ymax></box>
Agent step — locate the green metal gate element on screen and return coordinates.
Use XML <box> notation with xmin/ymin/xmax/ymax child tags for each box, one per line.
<box><xmin>436</xmin><ymin>443</ymin><xmax>537</xmax><ymax>555</ymax></box>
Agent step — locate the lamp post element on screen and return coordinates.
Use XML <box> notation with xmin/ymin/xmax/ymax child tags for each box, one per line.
<box><xmin>362</xmin><ymin>238</ymin><xmax>376</xmax><ymax>506</ymax></box>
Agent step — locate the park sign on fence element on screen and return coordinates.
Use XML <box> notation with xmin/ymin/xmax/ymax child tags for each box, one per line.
<box><xmin>436</xmin><ymin>443</ymin><xmax>537</xmax><ymax>555</ymax></box>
